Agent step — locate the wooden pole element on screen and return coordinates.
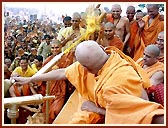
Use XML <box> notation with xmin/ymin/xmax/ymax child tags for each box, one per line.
<box><xmin>45</xmin><ymin>82</ymin><xmax>49</xmax><ymax>124</ymax></box>
<box><xmin>7</xmin><ymin>104</ymin><xmax>19</xmax><ymax>124</ymax></box>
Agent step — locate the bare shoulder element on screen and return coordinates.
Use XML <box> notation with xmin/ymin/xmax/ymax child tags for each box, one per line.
<box><xmin>150</xmin><ymin>70</ymin><xmax>164</xmax><ymax>85</ymax></box>
<box><xmin>152</xmin><ymin>70</ymin><xmax>164</xmax><ymax>78</ymax></box>
<box><xmin>114</xmin><ymin>35</ymin><xmax>120</xmax><ymax>38</ymax></box>
<box><xmin>121</xmin><ymin>16</ymin><xmax>129</xmax><ymax>22</ymax></box>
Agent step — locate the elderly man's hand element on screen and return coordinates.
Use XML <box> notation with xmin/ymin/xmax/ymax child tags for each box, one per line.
<box><xmin>81</xmin><ymin>100</ymin><xmax>106</xmax><ymax>115</ymax></box>
<box><xmin>81</xmin><ymin>100</ymin><xmax>96</xmax><ymax>112</ymax></box>
<box><xmin>11</xmin><ymin>77</ymin><xmax>32</xmax><ymax>85</ymax></box>
<box><xmin>137</xmin><ymin>19</ymin><xmax>145</xmax><ymax>29</ymax></box>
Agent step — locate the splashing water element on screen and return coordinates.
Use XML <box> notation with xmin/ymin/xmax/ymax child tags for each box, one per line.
<box><xmin>64</xmin><ymin>4</ymin><xmax>104</xmax><ymax>54</ymax></box>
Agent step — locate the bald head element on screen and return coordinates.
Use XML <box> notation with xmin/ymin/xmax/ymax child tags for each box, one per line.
<box><xmin>111</xmin><ymin>4</ymin><xmax>122</xmax><ymax>19</ymax></box>
<box><xmin>159</xmin><ymin>31</ymin><xmax>164</xmax><ymax>36</ymax></box>
<box><xmin>146</xmin><ymin>4</ymin><xmax>159</xmax><ymax>9</ymax></box>
<box><xmin>72</xmin><ymin>12</ymin><xmax>81</xmax><ymax>20</ymax></box>
<box><xmin>104</xmin><ymin>22</ymin><xmax>115</xmax><ymax>28</ymax></box>
<box><xmin>127</xmin><ymin>6</ymin><xmax>135</xmax><ymax>12</ymax></box>
<box><xmin>75</xmin><ymin>40</ymin><xmax>108</xmax><ymax>74</ymax></box>
<box><xmin>75</xmin><ymin>40</ymin><xmax>105</xmax><ymax>63</ymax></box>
<box><xmin>145</xmin><ymin>44</ymin><xmax>160</xmax><ymax>57</ymax></box>
<box><xmin>136</xmin><ymin>12</ymin><xmax>145</xmax><ymax>20</ymax></box>
<box><xmin>103</xmin><ymin>22</ymin><xmax>115</xmax><ymax>40</ymax></box>
<box><xmin>146</xmin><ymin>4</ymin><xmax>159</xmax><ymax>18</ymax></box>
<box><xmin>112</xmin><ymin>4</ymin><xmax>121</xmax><ymax>10</ymax></box>
<box><xmin>51</xmin><ymin>39</ymin><xmax>61</xmax><ymax>46</ymax></box>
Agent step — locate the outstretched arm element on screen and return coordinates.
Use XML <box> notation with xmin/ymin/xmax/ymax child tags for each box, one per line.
<box><xmin>12</xmin><ymin>68</ymin><xmax>67</xmax><ymax>85</ymax></box>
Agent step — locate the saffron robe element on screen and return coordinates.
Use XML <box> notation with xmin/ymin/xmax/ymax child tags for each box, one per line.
<box><xmin>60</xmin><ymin>46</ymin><xmax>163</xmax><ymax>124</ymax></box>
<box><xmin>127</xmin><ymin>20</ymin><xmax>140</xmax><ymax>58</ymax></box>
<box><xmin>141</xmin><ymin>14</ymin><xmax>164</xmax><ymax>47</ymax></box>
<box><xmin>133</xmin><ymin>14</ymin><xmax>164</xmax><ymax>61</ymax></box>
<box><xmin>101</xmin><ymin>35</ymin><xmax>124</xmax><ymax>51</ymax></box>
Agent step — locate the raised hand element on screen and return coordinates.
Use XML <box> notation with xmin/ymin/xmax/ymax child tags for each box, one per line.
<box><xmin>137</xmin><ymin>19</ymin><xmax>145</xmax><ymax>29</ymax></box>
<box><xmin>96</xmin><ymin>4</ymin><xmax>101</xmax><ymax>8</ymax></box>
<box><xmin>68</xmin><ymin>33</ymin><xmax>78</xmax><ymax>41</ymax></box>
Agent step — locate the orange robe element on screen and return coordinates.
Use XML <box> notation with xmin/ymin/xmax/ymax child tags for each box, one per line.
<box><xmin>106</xmin><ymin>14</ymin><xmax>130</xmax><ymax>54</ymax></box>
<box><xmin>127</xmin><ymin>20</ymin><xmax>140</xmax><ymax>58</ymax></box>
<box><xmin>133</xmin><ymin>14</ymin><xmax>164</xmax><ymax>62</ymax></box>
<box><xmin>106</xmin><ymin>14</ymin><xmax>114</xmax><ymax>23</ymax></box>
<box><xmin>103</xmin><ymin>35</ymin><xmax>124</xmax><ymax>51</ymax></box>
<box><xmin>133</xmin><ymin>30</ymin><xmax>145</xmax><ymax>61</ymax></box>
<box><xmin>64</xmin><ymin>46</ymin><xmax>163</xmax><ymax>124</ymax></box>
<box><xmin>39</xmin><ymin>51</ymin><xmax>74</xmax><ymax>123</ymax></box>
<box><xmin>141</xmin><ymin>14</ymin><xmax>164</xmax><ymax>47</ymax></box>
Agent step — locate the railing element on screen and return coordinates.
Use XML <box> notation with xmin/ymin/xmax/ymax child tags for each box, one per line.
<box><xmin>5</xmin><ymin>52</ymin><xmax>65</xmax><ymax>124</ymax></box>
<box><xmin>4</xmin><ymin>94</ymin><xmax>55</xmax><ymax>124</ymax></box>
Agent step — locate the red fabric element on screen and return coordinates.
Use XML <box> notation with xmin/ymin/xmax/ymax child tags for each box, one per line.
<box><xmin>13</xmin><ymin>83</ymin><xmax>31</xmax><ymax>96</ymax></box>
<box><xmin>106</xmin><ymin>14</ymin><xmax>114</xmax><ymax>23</ymax></box>
<box><xmin>147</xmin><ymin>83</ymin><xmax>164</xmax><ymax>106</ymax></box>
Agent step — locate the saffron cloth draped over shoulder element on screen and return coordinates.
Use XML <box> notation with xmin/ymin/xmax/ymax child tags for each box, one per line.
<box><xmin>64</xmin><ymin>46</ymin><xmax>163</xmax><ymax>124</ymax></box>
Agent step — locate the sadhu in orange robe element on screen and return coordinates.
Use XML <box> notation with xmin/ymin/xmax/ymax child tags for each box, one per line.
<box><xmin>136</xmin><ymin>58</ymin><xmax>164</xmax><ymax>80</ymax></box>
<box><xmin>63</xmin><ymin>46</ymin><xmax>164</xmax><ymax>124</ymax></box>
<box><xmin>133</xmin><ymin>14</ymin><xmax>164</xmax><ymax>61</ymax></box>
<box><xmin>100</xmin><ymin>35</ymin><xmax>124</xmax><ymax>51</ymax></box>
<box><xmin>136</xmin><ymin>58</ymin><xmax>164</xmax><ymax>106</ymax></box>
<box><xmin>127</xmin><ymin>19</ymin><xmax>141</xmax><ymax>58</ymax></box>
<box><xmin>106</xmin><ymin>14</ymin><xmax>139</xmax><ymax>57</ymax></box>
